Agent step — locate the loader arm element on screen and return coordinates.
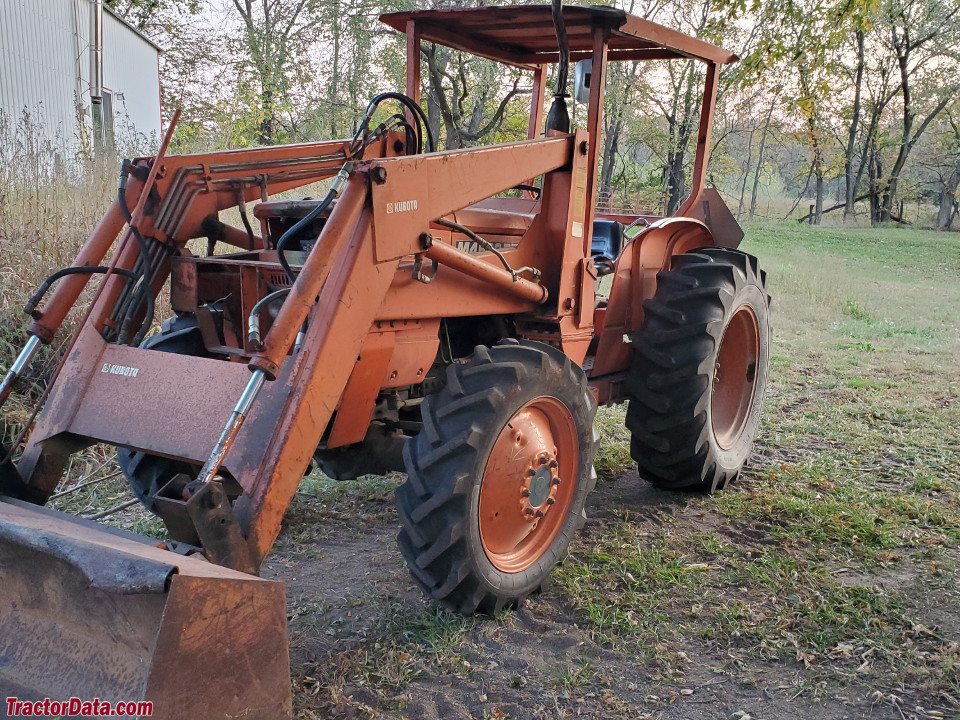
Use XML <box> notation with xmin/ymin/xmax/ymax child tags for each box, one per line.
<box><xmin>7</xmin><ymin>133</ymin><xmax>578</xmax><ymax>571</ymax></box>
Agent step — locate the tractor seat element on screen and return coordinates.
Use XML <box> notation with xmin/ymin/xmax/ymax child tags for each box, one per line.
<box><xmin>591</xmin><ymin>220</ymin><xmax>624</xmax><ymax>276</ymax></box>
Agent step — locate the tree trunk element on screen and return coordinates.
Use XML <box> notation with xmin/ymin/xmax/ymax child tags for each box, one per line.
<box><xmin>666</xmin><ymin>113</ymin><xmax>693</xmax><ymax>216</ymax></box>
<box><xmin>327</xmin><ymin>5</ymin><xmax>341</xmax><ymax>138</ymax></box>
<box><xmin>737</xmin><ymin>127</ymin><xmax>755</xmax><ymax>219</ymax></box>
<box><xmin>868</xmin><ymin>147</ymin><xmax>882</xmax><ymax>225</ymax></box>
<box><xmin>844</xmin><ymin>30</ymin><xmax>865</xmax><ymax>221</ymax></box>
<box><xmin>937</xmin><ymin>164</ymin><xmax>960</xmax><ymax>230</ymax></box>
<box><xmin>750</xmin><ymin>96</ymin><xmax>776</xmax><ymax>220</ymax></box>
<box><xmin>814</xmin><ymin>170</ymin><xmax>824</xmax><ymax>225</ymax></box>
<box><xmin>599</xmin><ymin>121</ymin><xmax>622</xmax><ymax>201</ymax></box>
<box><xmin>259</xmin><ymin>87</ymin><xmax>275</xmax><ymax>145</ymax></box>
<box><xmin>666</xmin><ymin>149</ymin><xmax>686</xmax><ymax>216</ymax></box>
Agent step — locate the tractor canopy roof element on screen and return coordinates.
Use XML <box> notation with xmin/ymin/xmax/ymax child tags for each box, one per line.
<box><xmin>379</xmin><ymin>4</ymin><xmax>737</xmax><ymax>70</ymax></box>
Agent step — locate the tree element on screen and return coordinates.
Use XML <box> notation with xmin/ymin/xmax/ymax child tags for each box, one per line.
<box><xmin>876</xmin><ymin>0</ymin><xmax>960</xmax><ymax>221</ymax></box>
<box><xmin>229</xmin><ymin>0</ymin><xmax>325</xmax><ymax>145</ymax></box>
<box><xmin>933</xmin><ymin>110</ymin><xmax>960</xmax><ymax>229</ymax></box>
<box><xmin>422</xmin><ymin>45</ymin><xmax>528</xmax><ymax>150</ymax></box>
<box><xmin>599</xmin><ymin>61</ymin><xmax>645</xmax><ymax>207</ymax></box>
<box><xmin>105</xmin><ymin>0</ymin><xmax>200</xmax><ymax>33</ymax></box>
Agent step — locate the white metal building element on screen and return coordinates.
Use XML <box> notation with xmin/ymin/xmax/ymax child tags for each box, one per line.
<box><xmin>0</xmin><ymin>0</ymin><xmax>162</xmax><ymax>150</ymax></box>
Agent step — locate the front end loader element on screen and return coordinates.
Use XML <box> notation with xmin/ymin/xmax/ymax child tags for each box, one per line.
<box><xmin>0</xmin><ymin>5</ymin><xmax>771</xmax><ymax>717</ymax></box>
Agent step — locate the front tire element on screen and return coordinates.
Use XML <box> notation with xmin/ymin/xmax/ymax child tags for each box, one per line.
<box><xmin>396</xmin><ymin>341</ymin><xmax>598</xmax><ymax>614</ymax></box>
<box><xmin>626</xmin><ymin>247</ymin><xmax>771</xmax><ymax>492</ymax></box>
<box><xmin>117</xmin><ymin>315</ymin><xmax>206</xmax><ymax>514</ymax></box>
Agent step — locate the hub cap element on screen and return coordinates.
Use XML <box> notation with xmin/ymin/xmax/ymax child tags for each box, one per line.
<box><xmin>478</xmin><ymin>397</ymin><xmax>579</xmax><ymax>573</ymax></box>
<box><xmin>711</xmin><ymin>306</ymin><xmax>760</xmax><ymax>449</ymax></box>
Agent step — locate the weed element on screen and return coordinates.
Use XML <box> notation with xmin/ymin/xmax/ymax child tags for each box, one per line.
<box><xmin>843</xmin><ymin>299</ymin><xmax>873</xmax><ymax>322</ymax></box>
<box><xmin>554</xmin><ymin>659</ymin><xmax>594</xmax><ymax>690</ymax></box>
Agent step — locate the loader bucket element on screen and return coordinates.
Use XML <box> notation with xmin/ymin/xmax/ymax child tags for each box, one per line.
<box><xmin>0</xmin><ymin>498</ymin><xmax>292</xmax><ymax>719</ymax></box>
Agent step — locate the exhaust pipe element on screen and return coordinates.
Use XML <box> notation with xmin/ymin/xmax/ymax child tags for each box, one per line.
<box><xmin>90</xmin><ymin>0</ymin><xmax>104</xmax><ymax>146</ymax></box>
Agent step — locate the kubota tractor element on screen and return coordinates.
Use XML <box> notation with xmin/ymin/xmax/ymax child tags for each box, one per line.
<box><xmin>0</xmin><ymin>4</ymin><xmax>770</xmax><ymax>718</ymax></box>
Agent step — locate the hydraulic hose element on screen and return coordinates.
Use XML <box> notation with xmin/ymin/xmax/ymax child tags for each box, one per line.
<box><xmin>546</xmin><ymin>0</ymin><xmax>571</xmax><ymax>133</ymax></box>
<box><xmin>349</xmin><ymin>92</ymin><xmax>434</xmax><ymax>159</ymax></box>
<box><xmin>117</xmin><ymin>161</ymin><xmax>160</xmax><ymax>344</ymax></box>
<box><xmin>247</xmin><ymin>288</ymin><xmax>291</xmax><ymax>350</ymax></box>
<box><xmin>275</xmin><ymin>161</ymin><xmax>354</xmax><ymax>285</ymax></box>
<box><xmin>24</xmin><ymin>266</ymin><xmax>138</xmax><ymax>318</ymax></box>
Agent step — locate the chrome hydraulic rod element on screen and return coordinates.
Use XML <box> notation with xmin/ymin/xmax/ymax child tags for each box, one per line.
<box><xmin>0</xmin><ymin>336</ymin><xmax>41</xmax><ymax>409</ymax></box>
<box><xmin>187</xmin><ymin>369</ymin><xmax>267</xmax><ymax>495</ymax></box>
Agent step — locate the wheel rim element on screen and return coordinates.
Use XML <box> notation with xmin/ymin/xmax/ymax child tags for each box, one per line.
<box><xmin>478</xmin><ymin>397</ymin><xmax>579</xmax><ymax>573</ymax></box>
<box><xmin>711</xmin><ymin>305</ymin><xmax>760</xmax><ymax>450</ymax></box>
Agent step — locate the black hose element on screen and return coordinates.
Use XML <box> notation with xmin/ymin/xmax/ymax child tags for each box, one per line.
<box><xmin>552</xmin><ymin>0</ymin><xmax>570</xmax><ymax>96</ymax></box>
<box><xmin>238</xmin><ymin>200</ymin><xmax>256</xmax><ymax>251</ymax></box>
<box><xmin>383</xmin><ymin>113</ymin><xmax>420</xmax><ymax>154</ymax></box>
<box><xmin>117</xmin><ymin>161</ymin><xmax>161</xmax><ymax>344</ymax></box>
<box><xmin>23</xmin><ymin>266</ymin><xmax>138</xmax><ymax>318</ymax></box>
<box><xmin>118</xmin><ymin>279</ymin><xmax>157</xmax><ymax>347</ymax></box>
<box><xmin>350</xmin><ymin>92</ymin><xmax>434</xmax><ymax>159</ymax></box>
<box><xmin>434</xmin><ymin>218</ymin><xmax>516</xmax><ymax>276</ymax></box>
<box><xmin>275</xmin><ymin>188</ymin><xmax>337</xmax><ymax>285</ymax></box>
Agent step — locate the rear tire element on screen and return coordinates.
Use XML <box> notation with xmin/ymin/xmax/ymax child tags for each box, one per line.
<box><xmin>396</xmin><ymin>340</ymin><xmax>597</xmax><ymax>614</ymax></box>
<box><xmin>626</xmin><ymin>247</ymin><xmax>771</xmax><ymax>492</ymax></box>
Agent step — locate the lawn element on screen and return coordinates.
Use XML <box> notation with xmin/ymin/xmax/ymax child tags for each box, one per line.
<box><xmin>10</xmin><ymin>221</ymin><xmax>960</xmax><ymax>719</ymax></box>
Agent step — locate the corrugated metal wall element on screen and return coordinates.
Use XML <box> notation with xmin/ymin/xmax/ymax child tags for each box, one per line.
<box><xmin>0</xmin><ymin>0</ymin><xmax>161</xmax><ymax>150</ymax></box>
<box><xmin>102</xmin><ymin>8</ymin><xmax>162</xmax><ymax>147</ymax></box>
<box><xmin>0</xmin><ymin>0</ymin><xmax>80</xmax><ymax>145</ymax></box>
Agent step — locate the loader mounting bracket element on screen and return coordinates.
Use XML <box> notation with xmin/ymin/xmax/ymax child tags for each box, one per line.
<box><xmin>155</xmin><ymin>474</ymin><xmax>257</xmax><ymax>573</ymax></box>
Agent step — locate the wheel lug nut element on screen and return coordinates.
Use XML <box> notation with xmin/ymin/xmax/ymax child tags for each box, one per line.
<box><xmin>525</xmin><ymin>508</ymin><xmax>535</xmax><ymax>516</ymax></box>
<box><xmin>546</xmin><ymin>497</ymin><xmax>555</xmax><ymax>505</ymax></box>
<box><xmin>552</xmin><ymin>478</ymin><xmax>561</xmax><ymax>485</ymax></box>
<box><xmin>526</xmin><ymin>468</ymin><xmax>536</xmax><ymax>477</ymax></box>
<box><xmin>548</xmin><ymin>459</ymin><xmax>558</xmax><ymax>469</ymax></box>
<box><xmin>535</xmin><ymin>510</ymin><xmax>545</xmax><ymax>517</ymax></box>
<box><xmin>539</xmin><ymin>456</ymin><xmax>548</xmax><ymax>465</ymax></box>
<box><xmin>521</xmin><ymin>489</ymin><xmax>530</xmax><ymax>497</ymax></box>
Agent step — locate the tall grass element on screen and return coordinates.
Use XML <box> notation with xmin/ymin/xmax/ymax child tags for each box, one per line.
<box><xmin>0</xmin><ymin>107</ymin><xmax>153</xmax><ymax>444</ymax></box>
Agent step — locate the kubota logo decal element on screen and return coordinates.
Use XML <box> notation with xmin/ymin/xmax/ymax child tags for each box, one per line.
<box><xmin>386</xmin><ymin>199</ymin><xmax>418</xmax><ymax>214</ymax></box>
<box><xmin>101</xmin><ymin>363</ymin><xmax>140</xmax><ymax>378</ymax></box>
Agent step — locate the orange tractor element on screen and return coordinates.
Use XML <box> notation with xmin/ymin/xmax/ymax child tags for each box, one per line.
<box><xmin>0</xmin><ymin>4</ymin><xmax>770</xmax><ymax>717</ymax></box>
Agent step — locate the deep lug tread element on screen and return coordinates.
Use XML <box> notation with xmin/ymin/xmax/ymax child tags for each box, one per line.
<box><xmin>626</xmin><ymin>247</ymin><xmax>771</xmax><ymax>492</ymax></box>
<box><xmin>396</xmin><ymin>341</ymin><xmax>597</xmax><ymax>615</ymax></box>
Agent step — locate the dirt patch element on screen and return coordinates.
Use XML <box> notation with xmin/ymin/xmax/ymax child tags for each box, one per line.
<box><xmin>266</xmin><ymin>467</ymin><xmax>960</xmax><ymax>720</ymax></box>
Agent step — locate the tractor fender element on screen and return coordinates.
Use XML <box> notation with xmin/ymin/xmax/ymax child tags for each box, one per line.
<box><xmin>588</xmin><ymin>216</ymin><xmax>719</xmax><ymax>382</ymax></box>
<box><xmin>634</xmin><ymin>216</ymin><xmax>714</xmax><ymax>275</ymax></box>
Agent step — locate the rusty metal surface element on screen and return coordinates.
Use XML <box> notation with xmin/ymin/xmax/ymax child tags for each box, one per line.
<box><xmin>0</xmin><ymin>497</ymin><xmax>176</xmax><ymax>593</ymax></box>
<box><xmin>326</xmin><ymin>331</ymin><xmax>396</xmax><ymax>448</ymax></box>
<box><xmin>144</xmin><ymin>572</ymin><xmax>290</xmax><ymax>719</ymax></box>
<box><xmin>19</xmin><ymin>322</ymin><xmax>298</xmax><ymax>496</ymax></box>
<box><xmin>380</xmin><ymin>5</ymin><xmax>738</xmax><ymax>66</ymax></box>
<box><xmin>424</xmin><ymin>238</ymin><xmax>548</xmax><ymax>304</ymax></box>
<box><xmin>368</xmin><ymin>136</ymin><xmax>572</xmax><ymax>262</ymax></box>
<box><xmin>686</xmin><ymin>187</ymin><xmax>745</xmax><ymax>248</ymax></box>
<box><xmin>251</xmin><ymin>176</ymin><xmax>369</xmax><ymax>377</ymax></box>
<box><xmin>237</xmin><ymin>208</ymin><xmax>398</xmax><ymax>562</ymax></box>
<box><xmin>0</xmin><ymin>498</ymin><xmax>291</xmax><ymax>719</ymax></box>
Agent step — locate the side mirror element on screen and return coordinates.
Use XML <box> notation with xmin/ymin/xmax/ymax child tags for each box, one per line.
<box><xmin>574</xmin><ymin>59</ymin><xmax>592</xmax><ymax>104</ymax></box>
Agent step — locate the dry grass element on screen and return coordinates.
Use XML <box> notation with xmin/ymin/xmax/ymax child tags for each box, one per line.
<box><xmin>0</xmin><ymin>108</ymin><xmax>158</xmax><ymax>525</ymax></box>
